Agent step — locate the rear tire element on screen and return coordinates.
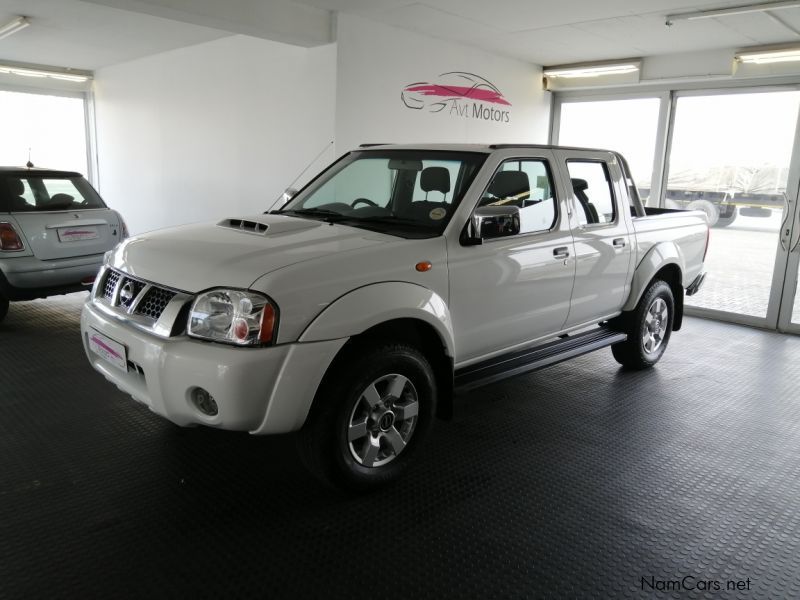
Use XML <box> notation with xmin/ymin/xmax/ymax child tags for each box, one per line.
<box><xmin>611</xmin><ymin>280</ymin><xmax>674</xmax><ymax>370</ymax></box>
<box><xmin>0</xmin><ymin>296</ymin><xmax>8</xmax><ymax>323</ymax></box>
<box><xmin>297</xmin><ymin>342</ymin><xmax>436</xmax><ymax>492</ymax></box>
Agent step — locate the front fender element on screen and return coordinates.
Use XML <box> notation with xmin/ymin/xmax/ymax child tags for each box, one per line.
<box><xmin>298</xmin><ymin>282</ymin><xmax>456</xmax><ymax>357</ymax></box>
<box><xmin>623</xmin><ymin>242</ymin><xmax>685</xmax><ymax>311</ymax></box>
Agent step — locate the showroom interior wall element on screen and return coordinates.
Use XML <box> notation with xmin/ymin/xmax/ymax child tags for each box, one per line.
<box><xmin>93</xmin><ymin>15</ymin><xmax>553</xmax><ymax>234</ymax></box>
<box><xmin>334</xmin><ymin>13</ymin><xmax>551</xmax><ymax>153</ymax></box>
<box><xmin>93</xmin><ymin>35</ymin><xmax>336</xmax><ymax>235</ymax></box>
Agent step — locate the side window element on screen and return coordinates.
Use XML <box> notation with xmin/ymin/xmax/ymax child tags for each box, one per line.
<box><xmin>565</xmin><ymin>160</ymin><xmax>616</xmax><ymax>226</ymax></box>
<box><xmin>480</xmin><ymin>158</ymin><xmax>557</xmax><ymax>235</ymax></box>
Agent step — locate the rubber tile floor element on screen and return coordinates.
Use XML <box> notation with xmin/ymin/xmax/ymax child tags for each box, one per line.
<box><xmin>2</xmin><ymin>294</ymin><xmax>800</xmax><ymax>599</ymax></box>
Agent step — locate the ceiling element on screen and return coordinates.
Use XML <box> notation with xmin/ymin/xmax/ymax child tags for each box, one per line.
<box><xmin>1</xmin><ymin>0</ymin><xmax>800</xmax><ymax>71</ymax></box>
<box><xmin>0</xmin><ymin>0</ymin><xmax>230</xmax><ymax>70</ymax></box>
<box><xmin>298</xmin><ymin>0</ymin><xmax>800</xmax><ymax>65</ymax></box>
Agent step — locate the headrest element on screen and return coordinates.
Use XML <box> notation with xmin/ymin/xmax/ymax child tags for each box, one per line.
<box><xmin>572</xmin><ymin>178</ymin><xmax>589</xmax><ymax>192</ymax></box>
<box><xmin>420</xmin><ymin>167</ymin><xmax>451</xmax><ymax>194</ymax></box>
<box><xmin>8</xmin><ymin>178</ymin><xmax>24</xmax><ymax>196</ymax></box>
<box><xmin>488</xmin><ymin>171</ymin><xmax>529</xmax><ymax>199</ymax></box>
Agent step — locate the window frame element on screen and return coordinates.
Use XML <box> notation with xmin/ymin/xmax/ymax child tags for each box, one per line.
<box><xmin>564</xmin><ymin>158</ymin><xmax>619</xmax><ymax>229</ymax></box>
<box><xmin>469</xmin><ymin>156</ymin><xmax>561</xmax><ymax>241</ymax></box>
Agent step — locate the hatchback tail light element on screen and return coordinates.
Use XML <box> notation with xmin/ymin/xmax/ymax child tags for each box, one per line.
<box><xmin>0</xmin><ymin>222</ymin><xmax>25</xmax><ymax>251</ymax></box>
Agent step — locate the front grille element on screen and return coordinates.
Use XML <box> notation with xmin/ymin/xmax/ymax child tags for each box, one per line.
<box><xmin>135</xmin><ymin>287</ymin><xmax>176</xmax><ymax>320</ymax></box>
<box><xmin>103</xmin><ymin>270</ymin><xmax>120</xmax><ymax>300</ymax></box>
<box><xmin>96</xmin><ymin>268</ymin><xmax>189</xmax><ymax>337</ymax></box>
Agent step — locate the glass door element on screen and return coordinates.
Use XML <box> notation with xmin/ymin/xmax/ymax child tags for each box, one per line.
<box><xmin>777</xmin><ymin>154</ymin><xmax>800</xmax><ymax>332</ymax></box>
<box><xmin>665</xmin><ymin>90</ymin><xmax>800</xmax><ymax>327</ymax></box>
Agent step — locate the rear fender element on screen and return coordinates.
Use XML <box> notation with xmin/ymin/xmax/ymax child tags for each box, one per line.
<box><xmin>623</xmin><ymin>242</ymin><xmax>685</xmax><ymax>311</ymax></box>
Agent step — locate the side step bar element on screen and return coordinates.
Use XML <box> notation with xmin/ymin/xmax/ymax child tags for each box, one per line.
<box><xmin>454</xmin><ymin>327</ymin><xmax>627</xmax><ymax>393</ymax></box>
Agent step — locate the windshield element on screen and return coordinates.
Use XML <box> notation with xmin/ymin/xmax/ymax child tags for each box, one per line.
<box><xmin>281</xmin><ymin>150</ymin><xmax>487</xmax><ymax>238</ymax></box>
<box><xmin>1</xmin><ymin>174</ymin><xmax>106</xmax><ymax>212</ymax></box>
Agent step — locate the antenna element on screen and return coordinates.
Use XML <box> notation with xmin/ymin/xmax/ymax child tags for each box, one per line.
<box><xmin>26</xmin><ymin>147</ymin><xmax>33</xmax><ymax>169</ymax></box>
<box><xmin>287</xmin><ymin>140</ymin><xmax>333</xmax><ymax>191</ymax></box>
<box><xmin>267</xmin><ymin>141</ymin><xmax>334</xmax><ymax>211</ymax></box>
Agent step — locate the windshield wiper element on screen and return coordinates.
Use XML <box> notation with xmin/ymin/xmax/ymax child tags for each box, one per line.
<box><xmin>281</xmin><ymin>208</ymin><xmax>349</xmax><ymax>222</ymax></box>
<box><xmin>352</xmin><ymin>215</ymin><xmax>431</xmax><ymax>227</ymax></box>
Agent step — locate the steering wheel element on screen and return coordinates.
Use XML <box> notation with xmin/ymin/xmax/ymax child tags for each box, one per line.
<box><xmin>351</xmin><ymin>197</ymin><xmax>378</xmax><ymax>208</ymax></box>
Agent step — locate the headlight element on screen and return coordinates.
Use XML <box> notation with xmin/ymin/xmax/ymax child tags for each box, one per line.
<box><xmin>188</xmin><ymin>289</ymin><xmax>277</xmax><ymax>346</ymax></box>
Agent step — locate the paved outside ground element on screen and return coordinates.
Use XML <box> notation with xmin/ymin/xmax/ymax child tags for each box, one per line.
<box><xmin>685</xmin><ymin>209</ymin><xmax>800</xmax><ymax>322</ymax></box>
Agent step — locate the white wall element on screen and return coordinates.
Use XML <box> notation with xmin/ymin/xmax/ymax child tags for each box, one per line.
<box><xmin>334</xmin><ymin>13</ymin><xmax>550</xmax><ymax>154</ymax></box>
<box><xmin>94</xmin><ymin>35</ymin><xmax>336</xmax><ymax>234</ymax></box>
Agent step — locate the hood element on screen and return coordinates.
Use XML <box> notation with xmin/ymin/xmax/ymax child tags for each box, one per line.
<box><xmin>108</xmin><ymin>214</ymin><xmax>395</xmax><ymax>292</ymax></box>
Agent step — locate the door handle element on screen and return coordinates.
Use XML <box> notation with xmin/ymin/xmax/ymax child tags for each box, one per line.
<box><xmin>553</xmin><ymin>246</ymin><xmax>570</xmax><ymax>259</ymax></box>
<box><xmin>613</xmin><ymin>238</ymin><xmax>626</xmax><ymax>248</ymax></box>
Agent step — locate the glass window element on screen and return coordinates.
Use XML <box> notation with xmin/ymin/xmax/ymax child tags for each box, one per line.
<box><xmin>558</xmin><ymin>98</ymin><xmax>660</xmax><ymax>204</ymax></box>
<box><xmin>0</xmin><ymin>90</ymin><xmax>88</xmax><ymax>175</ymax></box>
<box><xmin>667</xmin><ymin>91</ymin><xmax>800</xmax><ymax>318</ymax></box>
<box><xmin>480</xmin><ymin>159</ymin><xmax>557</xmax><ymax>234</ymax></box>
<box><xmin>566</xmin><ymin>161</ymin><xmax>616</xmax><ymax>226</ymax></box>
<box><xmin>282</xmin><ymin>150</ymin><xmax>486</xmax><ymax>239</ymax></box>
<box><xmin>1</xmin><ymin>175</ymin><xmax>106</xmax><ymax>212</ymax></box>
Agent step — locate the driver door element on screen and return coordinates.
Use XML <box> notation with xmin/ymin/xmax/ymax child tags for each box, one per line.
<box><xmin>447</xmin><ymin>151</ymin><xmax>577</xmax><ymax>363</ymax></box>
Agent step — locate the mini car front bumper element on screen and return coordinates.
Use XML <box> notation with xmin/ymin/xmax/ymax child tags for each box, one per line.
<box><xmin>81</xmin><ymin>300</ymin><xmax>347</xmax><ymax>434</ymax></box>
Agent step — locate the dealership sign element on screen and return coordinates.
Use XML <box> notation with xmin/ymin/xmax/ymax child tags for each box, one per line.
<box><xmin>401</xmin><ymin>72</ymin><xmax>511</xmax><ymax>123</ymax></box>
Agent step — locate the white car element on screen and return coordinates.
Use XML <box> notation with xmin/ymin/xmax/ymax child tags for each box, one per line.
<box><xmin>80</xmin><ymin>144</ymin><xmax>708</xmax><ymax>490</ymax></box>
<box><xmin>0</xmin><ymin>167</ymin><xmax>127</xmax><ymax>321</ymax></box>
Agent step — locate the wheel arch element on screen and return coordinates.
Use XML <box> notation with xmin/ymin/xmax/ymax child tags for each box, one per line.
<box><xmin>623</xmin><ymin>243</ymin><xmax>685</xmax><ymax>331</ymax></box>
<box><xmin>299</xmin><ymin>282</ymin><xmax>456</xmax><ymax>420</ymax></box>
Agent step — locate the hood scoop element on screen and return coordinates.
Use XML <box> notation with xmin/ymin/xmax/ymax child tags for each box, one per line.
<box><xmin>218</xmin><ymin>218</ymin><xmax>270</xmax><ymax>235</ymax></box>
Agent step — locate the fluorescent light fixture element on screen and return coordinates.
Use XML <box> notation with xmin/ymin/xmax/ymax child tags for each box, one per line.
<box><xmin>736</xmin><ymin>46</ymin><xmax>800</xmax><ymax>64</ymax></box>
<box><xmin>0</xmin><ymin>16</ymin><xmax>30</xmax><ymax>40</ymax></box>
<box><xmin>0</xmin><ymin>65</ymin><xmax>91</xmax><ymax>83</ymax></box>
<box><xmin>543</xmin><ymin>62</ymin><xmax>640</xmax><ymax>79</ymax></box>
<box><xmin>666</xmin><ymin>1</ymin><xmax>800</xmax><ymax>26</ymax></box>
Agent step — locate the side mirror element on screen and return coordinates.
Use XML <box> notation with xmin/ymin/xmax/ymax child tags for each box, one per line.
<box><xmin>464</xmin><ymin>205</ymin><xmax>521</xmax><ymax>244</ymax></box>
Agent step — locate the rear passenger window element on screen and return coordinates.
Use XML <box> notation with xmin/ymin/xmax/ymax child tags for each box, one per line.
<box><xmin>480</xmin><ymin>159</ymin><xmax>557</xmax><ymax>234</ymax></box>
<box><xmin>566</xmin><ymin>161</ymin><xmax>616</xmax><ymax>226</ymax></box>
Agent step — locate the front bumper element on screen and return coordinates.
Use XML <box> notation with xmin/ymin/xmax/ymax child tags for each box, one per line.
<box><xmin>81</xmin><ymin>300</ymin><xmax>347</xmax><ymax>434</ymax></box>
<box><xmin>0</xmin><ymin>253</ymin><xmax>103</xmax><ymax>300</ymax></box>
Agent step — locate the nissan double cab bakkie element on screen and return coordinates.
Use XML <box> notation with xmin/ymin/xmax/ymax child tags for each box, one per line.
<box><xmin>80</xmin><ymin>144</ymin><xmax>709</xmax><ymax>491</ymax></box>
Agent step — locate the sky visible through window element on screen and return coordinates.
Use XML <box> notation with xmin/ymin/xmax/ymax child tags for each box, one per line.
<box><xmin>0</xmin><ymin>90</ymin><xmax>88</xmax><ymax>175</ymax></box>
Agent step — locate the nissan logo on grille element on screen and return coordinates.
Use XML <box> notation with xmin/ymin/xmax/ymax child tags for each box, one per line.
<box><xmin>119</xmin><ymin>281</ymin><xmax>136</xmax><ymax>307</ymax></box>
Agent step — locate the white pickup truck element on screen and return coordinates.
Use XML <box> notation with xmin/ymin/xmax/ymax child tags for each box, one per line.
<box><xmin>81</xmin><ymin>144</ymin><xmax>708</xmax><ymax>490</ymax></box>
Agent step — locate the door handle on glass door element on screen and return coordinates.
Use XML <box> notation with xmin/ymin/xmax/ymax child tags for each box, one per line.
<box><xmin>553</xmin><ymin>247</ymin><xmax>570</xmax><ymax>259</ymax></box>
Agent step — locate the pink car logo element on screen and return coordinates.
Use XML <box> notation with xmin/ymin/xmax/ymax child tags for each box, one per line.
<box><xmin>402</xmin><ymin>72</ymin><xmax>511</xmax><ymax>113</ymax></box>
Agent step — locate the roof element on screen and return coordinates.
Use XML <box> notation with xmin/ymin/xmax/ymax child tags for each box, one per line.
<box><xmin>0</xmin><ymin>167</ymin><xmax>84</xmax><ymax>177</ymax></box>
<box><xmin>356</xmin><ymin>143</ymin><xmax>616</xmax><ymax>154</ymax></box>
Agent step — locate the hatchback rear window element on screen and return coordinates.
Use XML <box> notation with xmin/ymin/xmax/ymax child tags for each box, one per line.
<box><xmin>1</xmin><ymin>175</ymin><xmax>106</xmax><ymax>212</ymax></box>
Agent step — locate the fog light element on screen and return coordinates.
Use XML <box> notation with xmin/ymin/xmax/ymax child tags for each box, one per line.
<box><xmin>191</xmin><ymin>387</ymin><xmax>218</xmax><ymax>416</ymax></box>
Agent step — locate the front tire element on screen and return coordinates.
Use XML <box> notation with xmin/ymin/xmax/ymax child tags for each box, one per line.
<box><xmin>0</xmin><ymin>296</ymin><xmax>8</xmax><ymax>323</ymax></box>
<box><xmin>611</xmin><ymin>280</ymin><xmax>674</xmax><ymax>370</ymax></box>
<box><xmin>297</xmin><ymin>342</ymin><xmax>436</xmax><ymax>492</ymax></box>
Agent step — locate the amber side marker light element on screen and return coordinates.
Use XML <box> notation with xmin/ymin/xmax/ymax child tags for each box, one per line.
<box><xmin>415</xmin><ymin>261</ymin><xmax>433</xmax><ymax>272</ymax></box>
<box><xmin>259</xmin><ymin>303</ymin><xmax>276</xmax><ymax>344</ymax></box>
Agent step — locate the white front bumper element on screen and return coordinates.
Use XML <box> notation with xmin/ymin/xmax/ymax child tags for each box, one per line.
<box><xmin>81</xmin><ymin>301</ymin><xmax>347</xmax><ymax>434</ymax></box>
